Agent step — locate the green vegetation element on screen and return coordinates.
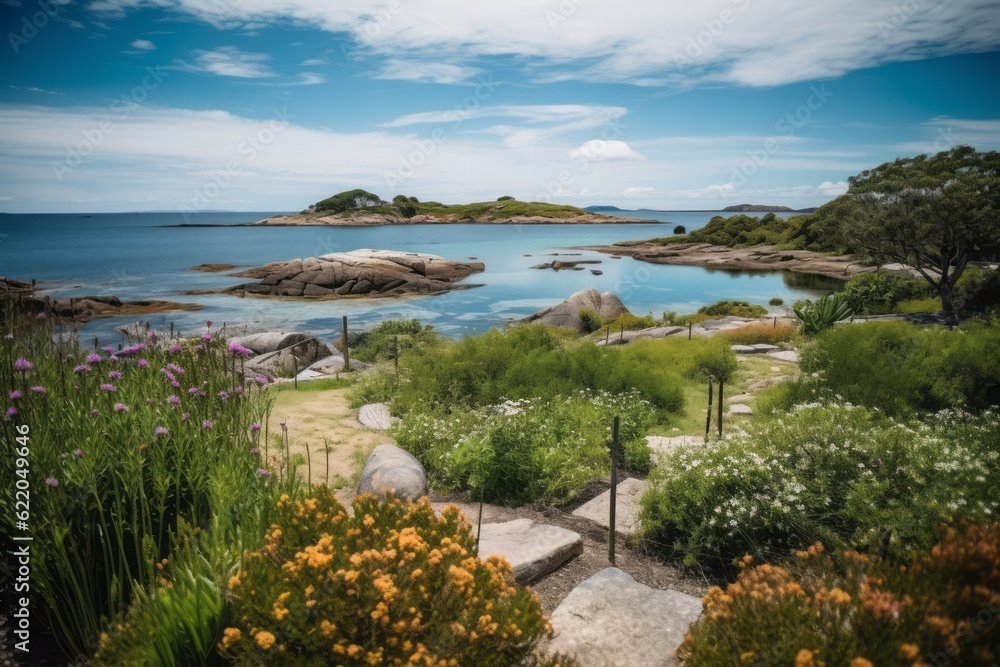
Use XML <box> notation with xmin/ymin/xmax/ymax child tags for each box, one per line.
<box><xmin>793</xmin><ymin>292</ymin><xmax>855</xmax><ymax>334</ymax></box>
<box><xmin>641</xmin><ymin>404</ymin><xmax>999</xmax><ymax>570</ymax></box>
<box><xmin>310</xmin><ymin>189</ymin><xmax>592</xmax><ymax>221</ymax></box>
<box><xmin>768</xmin><ymin>297</ymin><xmax>784</xmax><ymax>306</ymax></box>
<box><xmin>680</xmin><ymin>523</ymin><xmax>1000</xmax><ymax>667</ymax></box>
<box><xmin>313</xmin><ymin>188</ymin><xmax>387</xmax><ymax>213</ymax></box>
<box><xmin>716</xmin><ymin>321</ymin><xmax>799</xmax><ymax>345</ymax></box>
<box><xmin>351</xmin><ymin>318</ymin><xmax>437</xmax><ymax>364</ymax></box>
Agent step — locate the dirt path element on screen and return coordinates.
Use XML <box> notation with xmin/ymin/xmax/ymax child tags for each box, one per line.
<box><xmin>267</xmin><ymin>384</ymin><xmax>389</xmax><ymax>486</ymax></box>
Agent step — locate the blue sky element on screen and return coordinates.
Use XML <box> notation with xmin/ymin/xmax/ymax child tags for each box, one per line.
<box><xmin>1</xmin><ymin>0</ymin><xmax>999</xmax><ymax>213</ymax></box>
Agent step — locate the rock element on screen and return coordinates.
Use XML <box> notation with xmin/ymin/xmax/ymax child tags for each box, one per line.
<box><xmin>571</xmin><ymin>478</ymin><xmax>648</xmax><ymax>535</ymax></box>
<box><xmin>729</xmin><ymin>403</ymin><xmax>753</xmax><ymax>415</ymax></box>
<box><xmin>544</xmin><ymin>568</ymin><xmax>702</xmax><ymax>667</ymax></box>
<box><xmin>531</xmin><ymin>260</ymin><xmax>602</xmax><ymax>271</ymax></box>
<box><xmin>357</xmin><ymin>444</ymin><xmax>427</xmax><ymax>500</ymax></box>
<box><xmin>731</xmin><ymin>344</ymin><xmax>758</xmax><ymax>354</ymax></box>
<box><xmin>768</xmin><ymin>350</ymin><xmax>800</xmax><ymax>363</ymax></box>
<box><xmin>358</xmin><ymin>403</ymin><xmax>397</xmax><ymax>430</ymax></box>
<box><xmin>726</xmin><ymin>393</ymin><xmax>754</xmax><ymax>404</ymax></box>
<box><xmin>189</xmin><ymin>263</ymin><xmax>239</xmax><ymax>272</ymax></box>
<box><xmin>751</xmin><ymin>343</ymin><xmax>781</xmax><ymax>352</ymax></box>
<box><xmin>225</xmin><ymin>249</ymin><xmax>485</xmax><ymax>299</ymax></box>
<box><xmin>597</xmin><ymin>326</ymin><xmax>686</xmax><ymax>346</ymax></box>
<box><xmin>590</xmin><ymin>269</ymin><xmax>603</xmax><ymax>276</ymax></box>
<box><xmin>240</xmin><ymin>333</ymin><xmax>333</xmax><ymax>379</ymax></box>
<box><xmin>748</xmin><ymin>376</ymin><xmax>790</xmax><ymax>391</ymax></box>
<box><xmin>477</xmin><ymin>519</ymin><xmax>583</xmax><ymax>584</ymax></box>
<box><xmin>524</xmin><ymin>288</ymin><xmax>631</xmax><ymax>330</ymax></box>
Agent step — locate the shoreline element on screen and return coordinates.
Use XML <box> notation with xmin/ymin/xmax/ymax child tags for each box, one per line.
<box><xmin>579</xmin><ymin>242</ymin><xmax>871</xmax><ymax>280</ymax></box>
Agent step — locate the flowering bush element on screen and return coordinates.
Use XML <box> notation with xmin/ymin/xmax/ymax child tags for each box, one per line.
<box><xmin>392</xmin><ymin>389</ymin><xmax>654</xmax><ymax>503</ymax></box>
<box><xmin>640</xmin><ymin>404</ymin><xmax>999</xmax><ymax>569</ymax></box>
<box><xmin>679</xmin><ymin>523</ymin><xmax>1000</xmax><ymax>666</ymax></box>
<box><xmin>716</xmin><ymin>321</ymin><xmax>799</xmax><ymax>346</ymax></box>
<box><xmin>221</xmin><ymin>488</ymin><xmax>568</xmax><ymax>666</ymax></box>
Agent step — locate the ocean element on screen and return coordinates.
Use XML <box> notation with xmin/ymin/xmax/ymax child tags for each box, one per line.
<box><xmin>0</xmin><ymin>209</ymin><xmax>836</xmax><ymax>344</ymax></box>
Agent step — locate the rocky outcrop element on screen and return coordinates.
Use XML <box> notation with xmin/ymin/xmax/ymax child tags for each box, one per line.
<box><xmin>224</xmin><ymin>249</ymin><xmax>485</xmax><ymax>298</ymax></box>
<box><xmin>477</xmin><ymin>519</ymin><xmax>583</xmax><ymax>584</ymax></box>
<box><xmin>235</xmin><ymin>332</ymin><xmax>333</xmax><ymax>379</ymax></box>
<box><xmin>530</xmin><ymin>260</ymin><xmax>602</xmax><ymax>271</ymax></box>
<box><xmin>357</xmin><ymin>444</ymin><xmax>427</xmax><ymax>500</ymax></box>
<box><xmin>524</xmin><ymin>288</ymin><xmax>630</xmax><ymax>330</ymax></box>
<box><xmin>571</xmin><ymin>477</ymin><xmax>648</xmax><ymax>536</ymax></box>
<box><xmin>249</xmin><ymin>212</ymin><xmax>658</xmax><ymax>226</ymax></box>
<box><xmin>585</xmin><ymin>242</ymin><xmax>869</xmax><ymax>280</ymax></box>
<box><xmin>0</xmin><ymin>279</ymin><xmax>204</xmax><ymax>324</ymax></box>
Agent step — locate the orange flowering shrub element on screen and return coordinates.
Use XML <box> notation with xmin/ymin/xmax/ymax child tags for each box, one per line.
<box><xmin>220</xmin><ymin>487</ymin><xmax>568</xmax><ymax>666</ymax></box>
<box><xmin>716</xmin><ymin>321</ymin><xmax>799</xmax><ymax>346</ymax></box>
<box><xmin>679</xmin><ymin>523</ymin><xmax>1000</xmax><ymax>666</ymax></box>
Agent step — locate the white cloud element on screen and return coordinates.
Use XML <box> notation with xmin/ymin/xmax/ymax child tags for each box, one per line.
<box><xmin>570</xmin><ymin>139</ymin><xmax>641</xmax><ymax>161</ymax></box>
<box><xmin>383</xmin><ymin>104</ymin><xmax>626</xmax><ymax>130</ymax></box>
<box><xmin>185</xmin><ymin>46</ymin><xmax>276</xmax><ymax>78</ymax></box>
<box><xmin>374</xmin><ymin>60</ymin><xmax>480</xmax><ymax>84</ymax></box>
<box><xmin>130</xmin><ymin>39</ymin><xmax>155</xmax><ymax>51</ymax></box>
<box><xmin>894</xmin><ymin>116</ymin><xmax>1000</xmax><ymax>154</ymax></box>
<box><xmin>93</xmin><ymin>0</ymin><xmax>1000</xmax><ymax>87</ymax></box>
<box><xmin>299</xmin><ymin>58</ymin><xmax>327</xmax><ymax>66</ymax></box>
<box><xmin>0</xmin><ymin>196</ymin><xmax>12</xmax><ymax>201</ymax></box>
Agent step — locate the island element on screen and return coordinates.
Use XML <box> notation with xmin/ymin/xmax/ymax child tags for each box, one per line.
<box><xmin>216</xmin><ymin>249</ymin><xmax>486</xmax><ymax>299</ymax></box>
<box><xmin>248</xmin><ymin>190</ymin><xmax>657</xmax><ymax>226</ymax></box>
<box><xmin>721</xmin><ymin>204</ymin><xmax>817</xmax><ymax>213</ymax></box>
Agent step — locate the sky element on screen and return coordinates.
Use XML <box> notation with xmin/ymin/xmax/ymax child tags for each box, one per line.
<box><xmin>1</xmin><ymin>0</ymin><xmax>999</xmax><ymax>213</ymax></box>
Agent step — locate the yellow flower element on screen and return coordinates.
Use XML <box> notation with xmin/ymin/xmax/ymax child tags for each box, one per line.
<box><xmin>795</xmin><ymin>649</ymin><xmax>816</xmax><ymax>667</ymax></box>
<box><xmin>255</xmin><ymin>631</ymin><xmax>276</xmax><ymax>650</ymax></box>
<box><xmin>320</xmin><ymin>620</ymin><xmax>337</xmax><ymax>638</ymax></box>
<box><xmin>899</xmin><ymin>643</ymin><xmax>921</xmax><ymax>660</ymax></box>
<box><xmin>220</xmin><ymin>627</ymin><xmax>241</xmax><ymax>649</ymax></box>
<box><xmin>227</xmin><ymin>575</ymin><xmax>241</xmax><ymax>590</ymax></box>
<box><xmin>829</xmin><ymin>588</ymin><xmax>852</xmax><ymax>606</ymax></box>
<box><xmin>850</xmin><ymin>659</ymin><xmax>874</xmax><ymax>667</ymax></box>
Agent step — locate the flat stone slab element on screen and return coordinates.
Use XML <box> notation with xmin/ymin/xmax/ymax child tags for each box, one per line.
<box><xmin>751</xmin><ymin>343</ymin><xmax>781</xmax><ymax>352</ymax></box>
<box><xmin>572</xmin><ymin>478</ymin><xmax>648</xmax><ymax>535</ymax></box>
<box><xmin>748</xmin><ymin>376</ymin><xmax>790</xmax><ymax>391</ymax></box>
<box><xmin>768</xmin><ymin>350</ymin><xmax>800</xmax><ymax>363</ymax></box>
<box><xmin>358</xmin><ymin>403</ymin><xmax>397</xmax><ymax>430</ymax></box>
<box><xmin>730</xmin><ymin>345</ymin><xmax>758</xmax><ymax>354</ymax></box>
<box><xmin>725</xmin><ymin>393</ymin><xmax>754</xmax><ymax>404</ymax></box>
<box><xmin>646</xmin><ymin>435</ymin><xmax>705</xmax><ymax>466</ymax></box>
<box><xmin>597</xmin><ymin>325</ymin><xmax>686</xmax><ymax>346</ymax></box>
<box><xmin>545</xmin><ymin>568</ymin><xmax>702</xmax><ymax>667</ymax></box>
<box><xmin>729</xmin><ymin>403</ymin><xmax>753</xmax><ymax>415</ymax></box>
<box><xmin>478</xmin><ymin>519</ymin><xmax>583</xmax><ymax>584</ymax></box>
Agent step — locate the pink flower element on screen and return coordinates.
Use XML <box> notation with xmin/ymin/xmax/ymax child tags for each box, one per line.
<box><xmin>206</xmin><ymin>320</ymin><xmax>213</xmax><ymax>328</ymax></box>
<box><xmin>218</xmin><ymin>391</ymin><xmax>229</xmax><ymax>401</ymax></box>
<box><xmin>14</xmin><ymin>358</ymin><xmax>32</xmax><ymax>371</ymax></box>
<box><xmin>154</xmin><ymin>427</ymin><xmax>169</xmax><ymax>438</ymax></box>
<box><xmin>181</xmin><ymin>412</ymin><xmax>190</xmax><ymax>421</ymax></box>
<box><xmin>227</xmin><ymin>341</ymin><xmax>253</xmax><ymax>358</ymax></box>
<box><xmin>279</xmin><ymin>419</ymin><xmax>287</xmax><ymax>431</ymax></box>
<box><xmin>86</xmin><ymin>353</ymin><xmax>102</xmax><ymax>364</ymax></box>
<box><xmin>45</xmin><ymin>478</ymin><xmax>58</xmax><ymax>487</ymax></box>
<box><xmin>256</xmin><ymin>468</ymin><xmax>272</xmax><ymax>478</ymax></box>
<box><xmin>167</xmin><ymin>364</ymin><xmax>185</xmax><ymax>375</ymax></box>
<box><xmin>9</xmin><ymin>390</ymin><xmax>22</xmax><ymax>400</ymax></box>
<box><xmin>250</xmin><ymin>447</ymin><xmax>260</xmax><ymax>455</ymax></box>
<box><xmin>167</xmin><ymin>395</ymin><xmax>182</xmax><ymax>405</ymax></box>
<box><xmin>90</xmin><ymin>409</ymin><xmax>100</xmax><ymax>417</ymax></box>
<box><xmin>146</xmin><ymin>332</ymin><xmax>158</xmax><ymax>343</ymax></box>
<box><xmin>201</xmin><ymin>333</ymin><xmax>212</xmax><ymax>342</ymax></box>
<box><xmin>74</xmin><ymin>449</ymin><xmax>85</xmax><ymax>457</ymax></box>
<box><xmin>171</xmin><ymin>381</ymin><xmax>180</xmax><ymax>388</ymax></box>
<box><xmin>113</xmin><ymin>403</ymin><xmax>129</xmax><ymax>413</ymax></box>
<box><xmin>101</xmin><ymin>346</ymin><xmax>115</xmax><ymax>353</ymax></box>
<box><xmin>4</xmin><ymin>406</ymin><xmax>16</xmax><ymax>420</ymax></box>
<box><xmin>74</xmin><ymin>364</ymin><xmax>92</xmax><ymax>374</ymax></box>
<box><xmin>188</xmin><ymin>387</ymin><xmax>199</xmax><ymax>394</ymax></box>
<box><xmin>202</xmin><ymin>420</ymin><xmax>213</xmax><ymax>430</ymax></box>
<box><xmin>137</xmin><ymin>359</ymin><xmax>150</xmax><ymax>368</ymax></box>
<box><xmin>100</xmin><ymin>384</ymin><xmax>116</xmax><ymax>392</ymax></box>
<box><xmin>250</xmin><ymin>422</ymin><xmax>261</xmax><ymax>432</ymax></box>
<box><xmin>168</xmin><ymin>344</ymin><xmax>182</xmax><ymax>354</ymax></box>
<box><xmin>254</xmin><ymin>376</ymin><xmax>269</xmax><ymax>386</ymax></box>
<box><xmin>36</xmin><ymin>312</ymin><xmax>48</xmax><ymax>319</ymax></box>
<box><xmin>108</xmin><ymin>371</ymin><xmax>122</xmax><ymax>380</ymax></box>
<box><xmin>30</xmin><ymin>386</ymin><xmax>47</xmax><ymax>394</ymax></box>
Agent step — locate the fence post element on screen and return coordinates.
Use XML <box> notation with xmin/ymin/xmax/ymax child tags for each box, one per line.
<box><xmin>705</xmin><ymin>381</ymin><xmax>713</xmax><ymax>440</ymax></box>
<box><xmin>293</xmin><ymin>357</ymin><xmax>298</xmax><ymax>389</ymax></box>
<box><xmin>688</xmin><ymin>322</ymin><xmax>692</xmax><ymax>340</ymax></box>
<box><xmin>394</xmin><ymin>335</ymin><xmax>399</xmax><ymax>373</ymax></box>
<box><xmin>717</xmin><ymin>380</ymin><xmax>724</xmax><ymax>438</ymax></box>
<box><xmin>343</xmin><ymin>315</ymin><xmax>350</xmax><ymax>372</ymax></box>
<box><xmin>609</xmin><ymin>415</ymin><xmax>619</xmax><ymax>565</ymax></box>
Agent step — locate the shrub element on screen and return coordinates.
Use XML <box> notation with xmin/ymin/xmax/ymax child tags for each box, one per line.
<box><xmin>955</xmin><ymin>265</ymin><xmax>1000</xmax><ymax>313</ymax></box>
<box><xmin>842</xmin><ymin>271</ymin><xmax>929</xmax><ymax>315</ymax></box>
<box><xmin>392</xmin><ymin>194</ymin><xmax>417</xmax><ymax>217</ymax></box>
<box><xmin>597</xmin><ymin>312</ymin><xmax>657</xmax><ymax>334</ymax></box>
<box><xmin>351</xmin><ymin>318</ymin><xmax>438</xmax><ymax>364</ymax></box>
<box><xmin>680</xmin><ymin>523</ymin><xmax>1000</xmax><ymax>667</ymax></box>
<box><xmin>797</xmin><ymin>319</ymin><xmax>1000</xmax><ymax>415</ymax></box>
<box><xmin>697</xmin><ymin>300</ymin><xmax>768</xmax><ymax>319</ymax></box>
<box><xmin>673</xmin><ymin>225</ymin><xmax>686</xmax><ymax>234</ymax></box>
<box><xmin>314</xmin><ymin>189</ymin><xmax>387</xmax><ymax>214</ymax></box>
<box><xmin>577</xmin><ymin>308</ymin><xmax>603</xmax><ymax>333</ymax></box>
<box><xmin>220</xmin><ymin>489</ymin><xmax>563</xmax><ymax>667</ymax></box>
<box><xmin>497</xmin><ymin>195</ymin><xmax>515</xmax><ymax>201</ymax></box>
<box><xmin>346</xmin><ymin>364</ymin><xmax>403</xmax><ymax>408</ymax></box>
<box><xmin>716</xmin><ymin>321</ymin><xmax>798</xmax><ymax>345</ymax></box>
<box><xmin>768</xmin><ymin>297</ymin><xmax>784</xmax><ymax>306</ymax></box>
<box><xmin>793</xmin><ymin>292</ymin><xmax>854</xmax><ymax>334</ymax></box>
<box><xmin>391</xmin><ymin>390</ymin><xmax>654</xmax><ymax>504</ymax></box>
<box><xmin>640</xmin><ymin>404</ymin><xmax>999</xmax><ymax>570</ymax></box>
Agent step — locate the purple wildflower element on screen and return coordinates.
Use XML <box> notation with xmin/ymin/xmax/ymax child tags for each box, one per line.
<box><xmin>254</xmin><ymin>376</ymin><xmax>269</xmax><ymax>386</ymax></box>
<box><xmin>181</xmin><ymin>412</ymin><xmax>190</xmax><ymax>420</ymax></box>
<box><xmin>167</xmin><ymin>395</ymin><xmax>181</xmax><ymax>405</ymax></box>
<box><xmin>188</xmin><ymin>387</ymin><xmax>199</xmax><ymax>394</ymax></box>
<box><xmin>91</xmin><ymin>409</ymin><xmax>100</xmax><ymax>417</ymax></box>
<box><xmin>256</xmin><ymin>468</ymin><xmax>272</xmax><ymax>478</ymax></box>
<box><xmin>109</xmin><ymin>355</ymin><xmax>119</xmax><ymax>362</ymax></box>
<box><xmin>218</xmin><ymin>391</ymin><xmax>230</xmax><ymax>401</ymax></box>
<box><xmin>202</xmin><ymin>420</ymin><xmax>213</xmax><ymax>430</ymax></box>
<box><xmin>30</xmin><ymin>386</ymin><xmax>47</xmax><ymax>394</ymax></box>
<box><xmin>45</xmin><ymin>478</ymin><xmax>58</xmax><ymax>487</ymax></box>
<box><xmin>4</xmin><ymin>406</ymin><xmax>16</xmax><ymax>420</ymax></box>
<box><xmin>168</xmin><ymin>344</ymin><xmax>182</xmax><ymax>354</ymax></box>
<box><xmin>147</xmin><ymin>331</ymin><xmax>158</xmax><ymax>343</ymax></box>
<box><xmin>74</xmin><ymin>364</ymin><xmax>92</xmax><ymax>374</ymax></box>
<box><xmin>101</xmin><ymin>346</ymin><xmax>115</xmax><ymax>353</ymax></box>
<box><xmin>137</xmin><ymin>359</ymin><xmax>150</xmax><ymax>368</ymax></box>
<box><xmin>206</xmin><ymin>320</ymin><xmax>213</xmax><ymax>328</ymax></box>
<box><xmin>100</xmin><ymin>384</ymin><xmax>116</xmax><ymax>392</ymax></box>
<box><xmin>250</xmin><ymin>447</ymin><xmax>260</xmax><ymax>455</ymax></box>
<box><xmin>279</xmin><ymin>418</ymin><xmax>287</xmax><ymax>431</ymax></box>
<box><xmin>201</xmin><ymin>333</ymin><xmax>212</xmax><ymax>342</ymax></box>
<box><xmin>227</xmin><ymin>341</ymin><xmax>253</xmax><ymax>358</ymax></box>
<box><xmin>9</xmin><ymin>390</ymin><xmax>22</xmax><ymax>400</ymax></box>
<box><xmin>74</xmin><ymin>449</ymin><xmax>85</xmax><ymax>458</ymax></box>
<box><xmin>14</xmin><ymin>358</ymin><xmax>32</xmax><ymax>372</ymax></box>
<box><xmin>250</xmin><ymin>422</ymin><xmax>261</xmax><ymax>432</ymax></box>
<box><xmin>86</xmin><ymin>353</ymin><xmax>102</xmax><ymax>364</ymax></box>
<box><xmin>108</xmin><ymin>371</ymin><xmax>122</xmax><ymax>380</ymax></box>
<box><xmin>167</xmin><ymin>363</ymin><xmax>185</xmax><ymax>375</ymax></box>
<box><xmin>113</xmin><ymin>403</ymin><xmax>129</xmax><ymax>413</ymax></box>
<box><xmin>154</xmin><ymin>426</ymin><xmax>169</xmax><ymax>438</ymax></box>
<box><xmin>36</xmin><ymin>312</ymin><xmax>48</xmax><ymax>319</ymax></box>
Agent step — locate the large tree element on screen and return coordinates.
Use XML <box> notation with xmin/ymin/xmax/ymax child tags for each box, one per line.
<box><xmin>843</xmin><ymin>145</ymin><xmax>1000</xmax><ymax>321</ymax></box>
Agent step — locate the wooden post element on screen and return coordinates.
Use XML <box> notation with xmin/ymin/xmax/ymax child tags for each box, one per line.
<box><xmin>619</xmin><ymin>322</ymin><xmax>624</xmax><ymax>342</ymax></box>
<box><xmin>170</xmin><ymin>321</ymin><xmax>174</xmax><ymax>338</ymax></box>
<box><xmin>605</xmin><ymin>328</ymin><xmax>609</xmax><ymax>346</ymax></box>
<box><xmin>609</xmin><ymin>415</ymin><xmax>620</xmax><ymax>565</ymax></box>
<box><xmin>393</xmin><ymin>335</ymin><xmax>399</xmax><ymax>372</ymax></box>
<box><xmin>688</xmin><ymin>322</ymin><xmax>692</xmax><ymax>340</ymax></box>
<box><xmin>342</xmin><ymin>316</ymin><xmax>350</xmax><ymax>372</ymax></box>
<box><xmin>773</xmin><ymin>316</ymin><xmax>777</xmax><ymax>328</ymax></box>
<box><xmin>705</xmin><ymin>381</ymin><xmax>713</xmax><ymax>440</ymax></box>
<box><xmin>476</xmin><ymin>490</ymin><xmax>485</xmax><ymax>550</ymax></box>
<box><xmin>717</xmin><ymin>380</ymin><xmax>725</xmax><ymax>438</ymax></box>
<box><xmin>293</xmin><ymin>357</ymin><xmax>298</xmax><ymax>390</ymax></box>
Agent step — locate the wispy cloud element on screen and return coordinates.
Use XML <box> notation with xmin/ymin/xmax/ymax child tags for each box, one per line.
<box><xmin>382</xmin><ymin>104</ymin><xmax>626</xmax><ymax>130</ymax></box>
<box><xmin>179</xmin><ymin>46</ymin><xmax>276</xmax><ymax>78</ymax></box>
<box><xmin>374</xmin><ymin>60</ymin><xmax>481</xmax><ymax>84</ymax></box>
<box><xmin>130</xmin><ymin>38</ymin><xmax>155</xmax><ymax>51</ymax></box>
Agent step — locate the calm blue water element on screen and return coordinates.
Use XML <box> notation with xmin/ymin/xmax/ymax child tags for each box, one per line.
<box><xmin>0</xmin><ymin>210</ymin><xmax>832</xmax><ymax>343</ymax></box>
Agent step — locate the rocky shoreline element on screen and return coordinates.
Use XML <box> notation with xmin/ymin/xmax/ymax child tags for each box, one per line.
<box><xmin>247</xmin><ymin>211</ymin><xmax>658</xmax><ymax>226</ymax></box>
<box><xmin>581</xmin><ymin>242</ymin><xmax>870</xmax><ymax>279</ymax></box>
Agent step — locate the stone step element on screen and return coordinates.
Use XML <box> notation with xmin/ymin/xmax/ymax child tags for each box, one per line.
<box><xmin>571</xmin><ymin>478</ymin><xmax>648</xmax><ymax>535</ymax></box>
<box><xmin>477</xmin><ymin>519</ymin><xmax>583</xmax><ymax>584</ymax></box>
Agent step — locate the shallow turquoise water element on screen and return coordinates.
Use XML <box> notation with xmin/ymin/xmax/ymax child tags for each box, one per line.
<box><xmin>0</xmin><ymin>210</ymin><xmax>833</xmax><ymax>343</ymax></box>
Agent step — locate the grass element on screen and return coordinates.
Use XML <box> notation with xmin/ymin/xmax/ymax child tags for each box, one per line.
<box><xmin>271</xmin><ymin>376</ymin><xmax>352</xmax><ymax>392</ymax></box>
<box><xmin>895</xmin><ymin>296</ymin><xmax>941</xmax><ymax>314</ymax></box>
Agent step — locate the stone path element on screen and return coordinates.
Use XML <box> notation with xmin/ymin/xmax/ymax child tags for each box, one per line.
<box><xmin>545</xmin><ymin>568</ymin><xmax>702</xmax><ymax>667</ymax></box>
<box><xmin>728</xmin><ymin>403</ymin><xmax>753</xmax><ymax>415</ymax></box>
<box><xmin>572</xmin><ymin>478</ymin><xmax>648</xmax><ymax>535</ymax></box>
<box><xmin>768</xmin><ymin>349</ymin><xmax>800</xmax><ymax>363</ymax></box>
<box><xmin>358</xmin><ymin>403</ymin><xmax>397</xmax><ymax>430</ymax></box>
<box><xmin>477</xmin><ymin>519</ymin><xmax>583</xmax><ymax>584</ymax></box>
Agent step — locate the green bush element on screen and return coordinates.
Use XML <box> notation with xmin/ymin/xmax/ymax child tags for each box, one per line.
<box><xmin>680</xmin><ymin>523</ymin><xmax>1000</xmax><ymax>667</ymax></box>
<box><xmin>697</xmin><ymin>300</ymin><xmax>768</xmax><ymax>319</ymax></box>
<box><xmin>351</xmin><ymin>318</ymin><xmax>438</xmax><ymax>364</ymax></box>
<box><xmin>842</xmin><ymin>271</ymin><xmax>930</xmax><ymax>315</ymax></box>
<box><xmin>796</xmin><ymin>319</ymin><xmax>1000</xmax><ymax>415</ymax></box>
<box><xmin>391</xmin><ymin>390</ymin><xmax>654</xmax><ymax>504</ymax></box>
<box><xmin>672</xmin><ymin>225</ymin><xmax>686</xmax><ymax>234</ymax></box>
<box><xmin>313</xmin><ymin>189</ymin><xmax>387</xmax><ymax>214</ymax></box>
<box><xmin>768</xmin><ymin>297</ymin><xmax>784</xmax><ymax>306</ymax></box>
<box><xmin>577</xmin><ymin>309</ymin><xmax>603</xmax><ymax>334</ymax></box>
<box><xmin>955</xmin><ymin>265</ymin><xmax>1000</xmax><ymax>313</ymax></box>
<box><xmin>793</xmin><ymin>292</ymin><xmax>855</xmax><ymax>334</ymax></box>
<box><xmin>346</xmin><ymin>364</ymin><xmax>403</xmax><ymax>408</ymax></box>
<box><xmin>220</xmin><ymin>489</ymin><xmax>572</xmax><ymax>666</ymax></box>
<box><xmin>597</xmin><ymin>312</ymin><xmax>657</xmax><ymax>334</ymax></box>
<box><xmin>640</xmin><ymin>404</ymin><xmax>1000</xmax><ymax>571</ymax></box>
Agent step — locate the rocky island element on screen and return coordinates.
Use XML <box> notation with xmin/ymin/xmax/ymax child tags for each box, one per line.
<box><xmin>218</xmin><ymin>249</ymin><xmax>486</xmax><ymax>299</ymax></box>
<box><xmin>247</xmin><ymin>190</ymin><xmax>657</xmax><ymax>226</ymax></box>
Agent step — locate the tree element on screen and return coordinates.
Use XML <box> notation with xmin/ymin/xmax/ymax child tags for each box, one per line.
<box><xmin>842</xmin><ymin>145</ymin><xmax>1000</xmax><ymax>321</ymax></box>
<box><xmin>313</xmin><ymin>189</ymin><xmax>387</xmax><ymax>214</ymax></box>
<box><xmin>392</xmin><ymin>194</ymin><xmax>417</xmax><ymax>218</ymax></box>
